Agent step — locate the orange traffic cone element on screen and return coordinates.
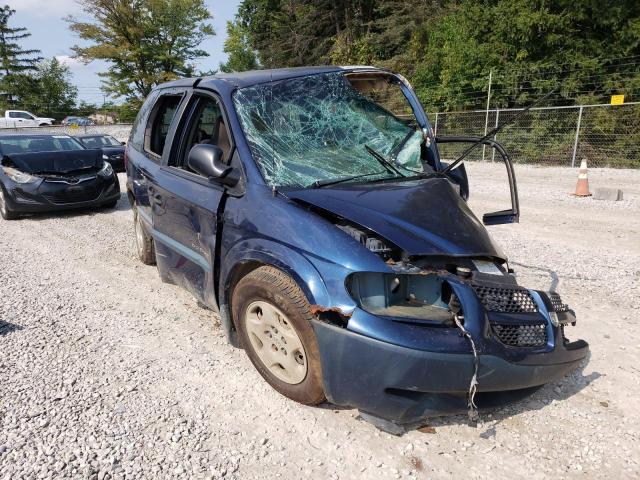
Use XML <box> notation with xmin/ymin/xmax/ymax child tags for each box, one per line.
<box><xmin>574</xmin><ymin>159</ymin><xmax>591</xmax><ymax>197</ymax></box>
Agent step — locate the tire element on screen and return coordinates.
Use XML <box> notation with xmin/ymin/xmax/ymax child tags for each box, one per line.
<box><xmin>0</xmin><ymin>186</ymin><xmax>18</xmax><ymax>220</ymax></box>
<box><xmin>233</xmin><ymin>266</ymin><xmax>326</xmax><ymax>405</ymax></box>
<box><xmin>133</xmin><ymin>207</ymin><xmax>156</xmax><ymax>265</ymax></box>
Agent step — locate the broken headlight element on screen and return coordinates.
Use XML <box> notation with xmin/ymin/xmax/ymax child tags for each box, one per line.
<box><xmin>348</xmin><ymin>272</ymin><xmax>453</xmax><ymax>323</ymax></box>
<box><xmin>2</xmin><ymin>166</ymin><xmax>39</xmax><ymax>184</ymax></box>
<box><xmin>98</xmin><ymin>161</ymin><xmax>114</xmax><ymax>178</ymax></box>
<box><xmin>336</xmin><ymin>223</ymin><xmax>396</xmax><ymax>257</ymax></box>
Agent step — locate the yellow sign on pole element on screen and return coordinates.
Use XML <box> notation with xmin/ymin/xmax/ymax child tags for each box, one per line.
<box><xmin>611</xmin><ymin>95</ymin><xmax>625</xmax><ymax>105</ymax></box>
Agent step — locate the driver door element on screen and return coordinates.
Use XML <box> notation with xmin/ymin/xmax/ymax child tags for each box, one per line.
<box><xmin>151</xmin><ymin>92</ymin><xmax>233</xmax><ymax>308</ymax></box>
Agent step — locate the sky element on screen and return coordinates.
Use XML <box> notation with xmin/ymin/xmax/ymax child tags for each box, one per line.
<box><xmin>5</xmin><ymin>0</ymin><xmax>242</xmax><ymax>105</ymax></box>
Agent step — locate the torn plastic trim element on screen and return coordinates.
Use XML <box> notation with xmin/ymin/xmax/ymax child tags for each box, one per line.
<box><xmin>310</xmin><ymin>304</ymin><xmax>353</xmax><ymax>328</ymax></box>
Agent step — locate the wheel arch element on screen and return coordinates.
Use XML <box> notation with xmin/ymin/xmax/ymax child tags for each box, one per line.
<box><xmin>218</xmin><ymin>240</ymin><xmax>331</xmax><ymax>347</ymax></box>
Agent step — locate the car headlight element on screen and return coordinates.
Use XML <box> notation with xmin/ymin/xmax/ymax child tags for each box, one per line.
<box><xmin>2</xmin><ymin>166</ymin><xmax>39</xmax><ymax>184</ymax></box>
<box><xmin>98</xmin><ymin>161</ymin><xmax>114</xmax><ymax>178</ymax></box>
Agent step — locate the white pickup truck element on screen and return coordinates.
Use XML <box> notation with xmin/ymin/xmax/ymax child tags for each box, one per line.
<box><xmin>0</xmin><ymin>110</ymin><xmax>55</xmax><ymax>128</ymax></box>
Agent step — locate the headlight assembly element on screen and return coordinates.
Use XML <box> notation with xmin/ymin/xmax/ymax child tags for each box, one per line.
<box><xmin>98</xmin><ymin>161</ymin><xmax>114</xmax><ymax>178</ymax></box>
<box><xmin>2</xmin><ymin>166</ymin><xmax>39</xmax><ymax>184</ymax></box>
<box><xmin>347</xmin><ymin>272</ymin><xmax>453</xmax><ymax>323</ymax></box>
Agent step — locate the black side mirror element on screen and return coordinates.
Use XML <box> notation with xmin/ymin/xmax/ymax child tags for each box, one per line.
<box><xmin>121</xmin><ymin>141</ymin><xmax>126</xmax><ymax>145</ymax></box>
<box><xmin>187</xmin><ymin>144</ymin><xmax>239</xmax><ymax>187</ymax></box>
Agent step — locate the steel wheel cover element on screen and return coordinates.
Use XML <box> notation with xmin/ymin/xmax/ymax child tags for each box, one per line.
<box><xmin>244</xmin><ymin>300</ymin><xmax>307</xmax><ymax>384</ymax></box>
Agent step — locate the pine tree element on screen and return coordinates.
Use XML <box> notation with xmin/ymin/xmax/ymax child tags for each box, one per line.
<box><xmin>0</xmin><ymin>5</ymin><xmax>42</xmax><ymax>106</ymax></box>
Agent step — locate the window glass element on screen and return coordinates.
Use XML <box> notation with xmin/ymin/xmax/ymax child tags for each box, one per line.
<box><xmin>172</xmin><ymin>96</ymin><xmax>231</xmax><ymax>171</ymax></box>
<box><xmin>145</xmin><ymin>95</ymin><xmax>181</xmax><ymax>157</ymax></box>
<box><xmin>80</xmin><ymin>137</ymin><xmax>100</xmax><ymax>148</ymax></box>
<box><xmin>129</xmin><ymin>90</ymin><xmax>160</xmax><ymax>150</ymax></box>
<box><xmin>102</xmin><ymin>135</ymin><xmax>121</xmax><ymax>146</ymax></box>
<box><xmin>0</xmin><ymin>135</ymin><xmax>85</xmax><ymax>154</ymax></box>
<box><xmin>233</xmin><ymin>72</ymin><xmax>423</xmax><ymax>188</ymax></box>
<box><xmin>79</xmin><ymin>136</ymin><xmax>120</xmax><ymax>148</ymax></box>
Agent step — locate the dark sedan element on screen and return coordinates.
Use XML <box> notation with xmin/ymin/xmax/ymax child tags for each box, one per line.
<box><xmin>75</xmin><ymin>134</ymin><xmax>126</xmax><ymax>172</ymax></box>
<box><xmin>0</xmin><ymin>133</ymin><xmax>120</xmax><ymax>220</ymax></box>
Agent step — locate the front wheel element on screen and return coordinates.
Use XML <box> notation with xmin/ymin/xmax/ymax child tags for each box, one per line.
<box><xmin>0</xmin><ymin>187</ymin><xmax>18</xmax><ymax>220</ymax></box>
<box><xmin>233</xmin><ymin>266</ymin><xmax>326</xmax><ymax>405</ymax></box>
<box><xmin>134</xmin><ymin>207</ymin><xmax>155</xmax><ymax>264</ymax></box>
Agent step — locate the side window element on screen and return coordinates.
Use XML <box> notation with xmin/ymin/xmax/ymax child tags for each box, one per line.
<box><xmin>129</xmin><ymin>90</ymin><xmax>160</xmax><ymax>150</ymax></box>
<box><xmin>170</xmin><ymin>95</ymin><xmax>232</xmax><ymax>171</ymax></box>
<box><xmin>145</xmin><ymin>95</ymin><xmax>182</xmax><ymax>157</ymax></box>
<box><xmin>8</xmin><ymin>112</ymin><xmax>18</xmax><ymax>118</ymax></box>
<box><xmin>82</xmin><ymin>138</ymin><xmax>99</xmax><ymax>148</ymax></box>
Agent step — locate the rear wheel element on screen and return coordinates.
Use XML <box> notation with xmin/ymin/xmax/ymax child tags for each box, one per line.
<box><xmin>134</xmin><ymin>207</ymin><xmax>155</xmax><ymax>264</ymax></box>
<box><xmin>233</xmin><ymin>266</ymin><xmax>325</xmax><ymax>405</ymax></box>
<box><xmin>0</xmin><ymin>187</ymin><xmax>18</xmax><ymax>220</ymax></box>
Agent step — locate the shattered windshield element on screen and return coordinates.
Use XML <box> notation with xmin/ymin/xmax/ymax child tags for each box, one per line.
<box><xmin>233</xmin><ymin>71</ymin><xmax>424</xmax><ymax>188</ymax></box>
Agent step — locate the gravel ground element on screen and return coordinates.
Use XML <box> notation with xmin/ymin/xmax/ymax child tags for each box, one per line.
<box><xmin>1</xmin><ymin>164</ymin><xmax>639</xmax><ymax>479</ymax></box>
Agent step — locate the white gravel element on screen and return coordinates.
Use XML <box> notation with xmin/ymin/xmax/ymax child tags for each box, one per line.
<box><xmin>1</xmin><ymin>164</ymin><xmax>639</xmax><ymax>479</ymax></box>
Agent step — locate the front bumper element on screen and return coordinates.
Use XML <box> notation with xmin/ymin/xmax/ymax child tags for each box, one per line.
<box><xmin>312</xmin><ymin>317</ymin><xmax>588</xmax><ymax>429</ymax></box>
<box><xmin>4</xmin><ymin>176</ymin><xmax>121</xmax><ymax>214</ymax></box>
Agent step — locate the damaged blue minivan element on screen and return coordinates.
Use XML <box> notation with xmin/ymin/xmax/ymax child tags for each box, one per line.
<box><xmin>126</xmin><ymin>66</ymin><xmax>588</xmax><ymax>433</ymax></box>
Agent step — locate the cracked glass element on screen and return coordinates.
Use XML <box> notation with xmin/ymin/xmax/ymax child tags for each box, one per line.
<box><xmin>233</xmin><ymin>72</ymin><xmax>424</xmax><ymax>188</ymax></box>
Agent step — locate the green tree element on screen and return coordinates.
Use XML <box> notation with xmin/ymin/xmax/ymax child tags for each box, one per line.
<box><xmin>0</xmin><ymin>5</ymin><xmax>42</xmax><ymax>107</ymax></box>
<box><xmin>219</xmin><ymin>18</ymin><xmax>259</xmax><ymax>72</ymax></box>
<box><xmin>74</xmin><ymin>100</ymin><xmax>98</xmax><ymax>118</ymax></box>
<box><xmin>67</xmin><ymin>0</ymin><xmax>215</xmax><ymax>101</ymax></box>
<box><xmin>231</xmin><ymin>0</ymin><xmax>640</xmax><ymax>110</ymax></box>
<box><xmin>18</xmin><ymin>58</ymin><xmax>78</xmax><ymax>119</ymax></box>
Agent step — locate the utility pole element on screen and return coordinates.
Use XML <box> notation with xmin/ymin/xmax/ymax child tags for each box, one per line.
<box><xmin>482</xmin><ymin>70</ymin><xmax>492</xmax><ymax>162</ymax></box>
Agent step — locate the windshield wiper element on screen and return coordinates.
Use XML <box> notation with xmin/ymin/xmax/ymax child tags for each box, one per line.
<box><xmin>364</xmin><ymin>144</ymin><xmax>405</xmax><ymax>177</ymax></box>
<box><xmin>441</xmin><ymin>89</ymin><xmax>557</xmax><ymax>175</ymax></box>
<box><xmin>310</xmin><ymin>170</ymin><xmax>388</xmax><ymax>188</ymax></box>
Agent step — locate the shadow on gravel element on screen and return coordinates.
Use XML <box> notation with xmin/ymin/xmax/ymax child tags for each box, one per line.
<box><xmin>0</xmin><ymin>319</ymin><xmax>23</xmax><ymax>336</ymax></box>
<box><xmin>19</xmin><ymin>193</ymin><xmax>131</xmax><ymax>221</ymax></box>
<box><xmin>425</xmin><ymin>351</ymin><xmax>599</xmax><ymax>434</ymax></box>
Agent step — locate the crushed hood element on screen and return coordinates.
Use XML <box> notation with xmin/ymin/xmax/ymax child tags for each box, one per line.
<box><xmin>3</xmin><ymin>149</ymin><xmax>103</xmax><ymax>174</ymax></box>
<box><xmin>287</xmin><ymin>177</ymin><xmax>506</xmax><ymax>260</ymax></box>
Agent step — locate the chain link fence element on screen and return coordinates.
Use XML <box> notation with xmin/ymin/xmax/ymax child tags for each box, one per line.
<box><xmin>431</xmin><ymin>103</ymin><xmax>640</xmax><ymax>168</ymax></box>
<box><xmin>0</xmin><ymin>124</ymin><xmax>133</xmax><ymax>143</ymax></box>
<box><xmin>2</xmin><ymin>103</ymin><xmax>639</xmax><ymax>168</ymax></box>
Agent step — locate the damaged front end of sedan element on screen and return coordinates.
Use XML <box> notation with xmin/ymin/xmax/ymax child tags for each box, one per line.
<box><xmin>0</xmin><ymin>134</ymin><xmax>120</xmax><ymax>219</ymax></box>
